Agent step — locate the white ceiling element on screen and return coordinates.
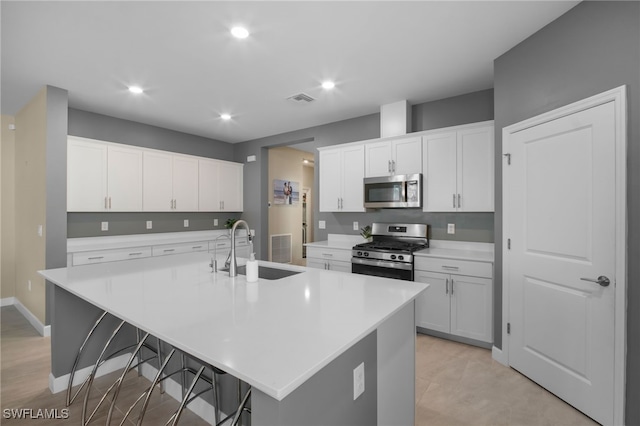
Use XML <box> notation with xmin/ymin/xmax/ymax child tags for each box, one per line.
<box><xmin>1</xmin><ymin>1</ymin><xmax>579</xmax><ymax>144</ymax></box>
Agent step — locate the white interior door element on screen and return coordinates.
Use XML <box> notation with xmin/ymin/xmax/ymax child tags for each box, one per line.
<box><xmin>506</xmin><ymin>101</ymin><xmax>616</xmax><ymax>425</ymax></box>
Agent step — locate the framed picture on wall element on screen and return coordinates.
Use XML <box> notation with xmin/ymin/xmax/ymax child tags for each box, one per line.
<box><xmin>273</xmin><ymin>179</ymin><xmax>300</xmax><ymax>205</ymax></box>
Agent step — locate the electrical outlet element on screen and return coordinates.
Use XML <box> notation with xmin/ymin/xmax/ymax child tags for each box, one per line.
<box><xmin>319</xmin><ymin>220</ymin><xmax>326</xmax><ymax>229</ymax></box>
<box><xmin>37</xmin><ymin>225</ymin><xmax>43</xmax><ymax>237</ymax></box>
<box><xmin>353</xmin><ymin>362</ymin><xmax>365</xmax><ymax>400</ymax></box>
<box><xmin>101</xmin><ymin>222</ymin><xmax>109</xmax><ymax>231</ymax></box>
<box><xmin>214</xmin><ymin>219</ymin><xmax>219</xmax><ymax>226</ymax></box>
<box><xmin>184</xmin><ymin>219</ymin><xmax>189</xmax><ymax>228</ymax></box>
<box><xmin>353</xmin><ymin>221</ymin><xmax>359</xmax><ymax>231</ymax></box>
<box><xmin>447</xmin><ymin>223</ymin><xmax>455</xmax><ymax>234</ymax></box>
<box><xmin>146</xmin><ymin>221</ymin><xmax>153</xmax><ymax>229</ymax></box>
<box><xmin>28</xmin><ymin>280</ymin><xmax>31</xmax><ymax>292</ymax></box>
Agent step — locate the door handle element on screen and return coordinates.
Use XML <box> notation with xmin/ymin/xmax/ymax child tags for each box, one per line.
<box><xmin>580</xmin><ymin>275</ymin><xmax>610</xmax><ymax>287</ymax></box>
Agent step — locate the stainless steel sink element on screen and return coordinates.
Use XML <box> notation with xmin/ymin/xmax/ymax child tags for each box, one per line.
<box><xmin>221</xmin><ymin>265</ymin><xmax>302</xmax><ymax>280</ymax></box>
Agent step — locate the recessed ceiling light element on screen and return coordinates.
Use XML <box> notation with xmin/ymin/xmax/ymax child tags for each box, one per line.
<box><xmin>231</xmin><ymin>26</ymin><xmax>249</xmax><ymax>39</ymax></box>
<box><xmin>220</xmin><ymin>113</ymin><xmax>232</xmax><ymax>120</ymax></box>
<box><xmin>128</xmin><ymin>86</ymin><xmax>143</xmax><ymax>94</ymax></box>
<box><xmin>321</xmin><ymin>81</ymin><xmax>335</xmax><ymax>90</ymax></box>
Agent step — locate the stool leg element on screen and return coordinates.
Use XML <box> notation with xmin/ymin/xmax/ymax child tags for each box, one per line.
<box><xmin>82</xmin><ymin>320</ymin><xmax>126</xmax><ymax>425</ymax></box>
<box><xmin>67</xmin><ymin>310</ymin><xmax>108</xmax><ymax>407</ymax></box>
<box><xmin>168</xmin><ymin>365</ymin><xmax>206</xmax><ymax>426</ymax></box>
<box><xmin>130</xmin><ymin>348</ymin><xmax>176</xmax><ymax>426</ymax></box>
<box><xmin>106</xmin><ymin>333</ymin><xmax>151</xmax><ymax>425</ymax></box>
<box><xmin>230</xmin><ymin>387</ymin><xmax>251</xmax><ymax>426</ymax></box>
<box><xmin>212</xmin><ymin>370</ymin><xmax>220</xmax><ymax>426</ymax></box>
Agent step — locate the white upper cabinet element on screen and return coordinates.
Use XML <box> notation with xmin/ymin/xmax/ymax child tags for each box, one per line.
<box><xmin>198</xmin><ymin>158</ymin><xmax>244</xmax><ymax>212</ymax></box>
<box><xmin>67</xmin><ymin>136</ymin><xmax>142</xmax><ymax>212</ymax></box>
<box><xmin>365</xmin><ymin>136</ymin><xmax>422</xmax><ymax>177</ymax></box>
<box><xmin>423</xmin><ymin>122</ymin><xmax>494</xmax><ymax>212</ymax></box>
<box><xmin>143</xmin><ymin>151</ymin><xmax>198</xmax><ymax>211</ymax></box>
<box><xmin>319</xmin><ymin>144</ymin><xmax>365</xmax><ymax>212</ymax></box>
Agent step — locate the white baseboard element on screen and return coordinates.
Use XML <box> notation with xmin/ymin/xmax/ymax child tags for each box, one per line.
<box><xmin>49</xmin><ymin>353</ymin><xmax>133</xmax><ymax>394</ymax></box>
<box><xmin>492</xmin><ymin>345</ymin><xmax>508</xmax><ymax>366</ymax></box>
<box><xmin>1</xmin><ymin>297</ymin><xmax>16</xmax><ymax>307</ymax></box>
<box><xmin>5</xmin><ymin>297</ymin><xmax>51</xmax><ymax>337</ymax></box>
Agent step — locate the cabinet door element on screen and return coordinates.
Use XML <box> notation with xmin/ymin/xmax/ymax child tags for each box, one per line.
<box><xmin>392</xmin><ymin>136</ymin><xmax>422</xmax><ymax>175</ymax></box>
<box><xmin>450</xmin><ymin>275</ymin><xmax>492</xmax><ymax>342</ymax></box>
<box><xmin>218</xmin><ymin>161</ymin><xmax>243</xmax><ymax>211</ymax></box>
<box><xmin>67</xmin><ymin>138</ymin><xmax>108</xmax><ymax>211</ymax></box>
<box><xmin>172</xmin><ymin>155</ymin><xmax>199</xmax><ymax>211</ymax></box>
<box><xmin>423</xmin><ymin>132</ymin><xmax>457</xmax><ymax>212</ymax></box>
<box><xmin>143</xmin><ymin>151</ymin><xmax>173</xmax><ymax>211</ymax></box>
<box><xmin>198</xmin><ymin>159</ymin><xmax>221</xmax><ymax>211</ymax></box>
<box><xmin>306</xmin><ymin>258</ymin><xmax>326</xmax><ymax>270</ymax></box>
<box><xmin>328</xmin><ymin>260</ymin><xmax>352</xmax><ymax>273</ymax></box>
<box><xmin>414</xmin><ymin>271</ymin><xmax>450</xmax><ymax>333</ymax></box>
<box><xmin>457</xmin><ymin>126</ymin><xmax>494</xmax><ymax>212</ymax></box>
<box><xmin>319</xmin><ymin>149</ymin><xmax>342</xmax><ymax>212</ymax></box>
<box><xmin>340</xmin><ymin>145</ymin><xmax>365</xmax><ymax>212</ymax></box>
<box><xmin>365</xmin><ymin>141</ymin><xmax>392</xmax><ymax>177</ymax></box>
<box><xmin>107</xmin><ymin>145</ymin><xmax>143</xmax><ymax>211</ymax></box>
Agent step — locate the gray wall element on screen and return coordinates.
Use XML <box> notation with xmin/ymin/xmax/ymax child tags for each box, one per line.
<box><xmin>44</xmin><ymin>86</ymin><xmax>68</xmax><ymax>325</ymax></box>
<box><xmin>493</xmin><ymin>2</ymin><xmax>639</xmax><ymax>423</ymax></box>
<box><xmin>235</xmin><ymin>89</ymin><xmax>494</xmax><ymax>258</ymax></box>
<box><xmin>67</xmin><ymin>109</ymin><xmax>239</xmax><ymax>237</ymax></box>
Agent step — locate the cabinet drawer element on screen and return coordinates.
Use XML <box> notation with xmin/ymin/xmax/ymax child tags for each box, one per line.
<box><xmin>73</xmin><ymin>246</ymin><xmax>152</xmax><ymax>266</ymax></box>
<box><xmin>208</xmin><ymin>237</ymin><xmax>249</xmax><ymax>252</ymax></box>
<box><xmin>306</xmin><ymin>246</ymin><xmax>352</xmax><ymax>263</ymax></box>
<box><xmin>414</xmin><ymin>257</ymin><xmax>492</xmax><ymax>278</ymax></box>
<box><xmin>152</xmin><ymin>241</ymin><xmax>208</xmax><ymax>257</ymax></box>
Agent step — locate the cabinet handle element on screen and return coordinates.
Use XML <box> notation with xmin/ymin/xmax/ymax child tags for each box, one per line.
<box><xmin>217</xmin><ymin>243</ymin><xmax>226</xmax><ymax>247</ymax></box>
<box><xmin>457</xmin><ymin>194</ymin><xmax>461</xmax><ymax>209</ymax></box>
<box><xmin>163</xmin><ymin>249</ymin><xmax>175</xmax><ymax>253</ymax></box>
<box><xmin>392</xmin><ymin>160</ymin><xmax>396</xmax><ymax>173</ymax></box>
<box><xmin>340</xmin><ymin>198</ymin><xmax>343</xmax><ymax>209</ymax></box>
<box><xmin>192</xmin><ymin>246</ymin><xmax>202</xmax><ymax>249</ymax></box>
<box><xmin>446</xmin><ymin>278</ymin><xmax>449</xmax><ymax>294</ymax></box>
<box><xmin>451</xmin><ymin>278</ymin><xmax>454</xmax><ymax>295</ymax></box>
<box><xmin>442</xmin><ymin>265</ymin><xmax>459</xmax><ymax>270</ymax></box>
<box><xmin>105</xmin><ymin>197</ymin><xmax>108</xmax><ymax>209</ymax></box>
<box><xmin>222</xmin><ymin>201</ymin><xmax>225</xmax><ymax>210</ymax></box>
<box><xmin>388</xmin><ymin>160</ymin><xmax>391</xmax><ymax>173</ymax></box>
<box><xmin>322</xmin><ymin>253</ymin><xmax>333</xmax><ymax>257</ymax></box>
<box><xmin>337</xmin><ymin>198</ymin><xmax>340</xmax><ymax>210</ymax></box>
<box><xmin>129</xmin><ymin>252</ymin><xmax>143</xmax><ymax>256</ymax></box>
<box><xmin>453</xmin><ymin>194</ymin><xmax>456</xmax><ymax>208</ymax></box>
<box><xmin>109</xmin><ymin>197</ymin><xmax>111</xmax><ymax>209</ymax></box>
<box><xmin>88</xmin><ymin>256</ymin><xmax>104</xmax><ymax>260</ymax></box>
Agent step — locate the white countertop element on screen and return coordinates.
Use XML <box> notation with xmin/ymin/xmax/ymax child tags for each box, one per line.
<box><xmin>304</xmin><ymin>234</ymin><xmax>366</xmax><ymax>250</ymax></box>
<box><xmin>415</xmin><ymin>240</ymin><xmax>494</xmax><ymax>263</ymax></box>
<box><xmin>39</xmin><ymin>253</ymin><xmax>426</xmax><ymax>401</ymax></box>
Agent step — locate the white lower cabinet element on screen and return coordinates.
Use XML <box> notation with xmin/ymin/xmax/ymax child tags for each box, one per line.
<box><xmin>306</xmin><ymin>247</ymin><xmax>352</xmax><ymax>272</ymax></box>
<box><xmin>415</xmin><ymin>256</ymin><xmax>493</xmax><ymax>344</ymax></box>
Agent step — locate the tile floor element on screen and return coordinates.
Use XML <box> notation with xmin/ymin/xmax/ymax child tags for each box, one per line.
<box><xmin>1</xmin><ymin>306</ymin><xmax>598</xmax><ymax>425</ymax></box>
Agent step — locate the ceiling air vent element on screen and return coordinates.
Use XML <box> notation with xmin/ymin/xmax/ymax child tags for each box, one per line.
<box><xmin>287</xmin><ymin>92</ymin><xmax>315</xmax><ymax>103</ymax></box>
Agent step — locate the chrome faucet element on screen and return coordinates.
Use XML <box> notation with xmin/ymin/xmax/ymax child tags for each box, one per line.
<box><xmin>229</xmin><ymin>219</ymin><xmax>252</xmax><ymax>277</ymax></box>
<box><xmin>211</xmin><ymin>233</ymin><xmax>231</xmax><ymax>273</ymax></box>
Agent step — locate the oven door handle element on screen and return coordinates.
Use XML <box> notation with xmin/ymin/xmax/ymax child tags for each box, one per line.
<box><xmin>351</xmin><ymin>257</ymin><xmax>413</xmax><ymax>271</ymax></box>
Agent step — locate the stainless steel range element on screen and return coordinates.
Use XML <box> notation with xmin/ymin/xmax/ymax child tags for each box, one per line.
<box><xmin>351</xmin><ymin>223</ymin><xmax>429</xmax><ymax>281</ymax></box>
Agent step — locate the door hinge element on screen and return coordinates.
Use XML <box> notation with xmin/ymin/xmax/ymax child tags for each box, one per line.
<box><xmin>507</xmin><ymin>238</ymin><xmax>511</xmax><ymax>250</ymax></box>
<box><xmin>503</xmin><ymin>153</ymin><xmax>511</xmax><ymax>165</ymax></box>
<box><xmin>507</xmin><ymin>323</ymin><xmax>511</xmax><ymax>334</ymax></box>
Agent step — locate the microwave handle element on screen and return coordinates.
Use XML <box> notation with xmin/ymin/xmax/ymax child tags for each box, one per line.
<box><xmin>402</xmin><ymin>181</ymin><xmax>407</xmax><ymax>203</ymax></box>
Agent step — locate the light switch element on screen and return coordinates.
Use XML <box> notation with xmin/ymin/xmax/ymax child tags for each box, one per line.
<box><xmin>184</xmin><ymin>219</ymin><xmax>189</xmax><ymax>228</ymax></box>
<box><xmin>146</xmin><ymin>221</ymin><xmax>153</xmax><ymax>229</ymax></box>
<box><xmin>214</xmin><ymin>219</ymin><xmax>219</xmax><ymax>226</ymax></box>
<box><xmin>447</xmin><ymin>223</ymin><xmax>455</xmax><ymax>234</ymax></box>
<box><xmin>353</xmin><ymin>221</ymin><xmax>359</xmax><ymax>231</ymax></box>
<box><xmin>319</xmin><ymin>220</ymin><xmax>326</xmax><ymax>229</ymax></box>
<box><xmin>101</xmin><ymin>222</ymin><xmax>109</xmax><ymax>231</ymax></box>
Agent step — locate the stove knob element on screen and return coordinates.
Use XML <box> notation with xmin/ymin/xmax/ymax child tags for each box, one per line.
<box><xmin>357</xmin><ymin>251</ymin><xmax>363</xmax><ymax>256</ymax></box>
<box><xmin>390</xmin><ymin>254</ymin><xmax>397</xmax><ymax>260</ymax></box>
<box><xmin>364</xmin><ymin>252</ymin><xmax>369</xmax><ymax>257</ymax></box>
<box><xmin>398</xmin><ymin>255</ymin><xmax>404</xmax><ymax>261</ymax></box>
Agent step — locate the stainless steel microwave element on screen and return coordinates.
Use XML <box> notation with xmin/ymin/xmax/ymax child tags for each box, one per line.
<box><xmin>363</xmin><ymin>174</ymin><xmax>422</xmax><ymax>208</ymax></box>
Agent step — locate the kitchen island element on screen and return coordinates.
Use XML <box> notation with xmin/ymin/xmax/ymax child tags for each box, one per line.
<box><xmin>40</xmin><ymin>252</ymin><xmax>427</xmax><ymax>425</ymax></box>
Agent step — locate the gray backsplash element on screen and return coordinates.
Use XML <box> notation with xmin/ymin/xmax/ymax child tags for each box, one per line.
<box><xmin>315</xmin><ymin>210</ymin><xmax>494</xmax><ymax>243</ymax></box>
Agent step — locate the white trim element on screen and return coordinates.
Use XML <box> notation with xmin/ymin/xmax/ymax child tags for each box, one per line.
<box><xmin>48</xmin><ymin>353</ymin><xmax>133</xmax><ymax>394</ymax></box>
<box><xmin>10</xmin><ymin>298</ymin><xmax>51</xmax><ymax>337</ymax></box>
<box><xmin>491</xmin><ymin>345</ymin><xmax>507</xmax><ymax>366</ymax></box>
<box><xmin>1</xmin><ymin>297</ymin><xmax>16</xmax><ymax>307</ymax></box>
<box><xmin>501</xmin><ymin>85</ymin><xmax>627</xmax><ymax>426</ymax></box>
